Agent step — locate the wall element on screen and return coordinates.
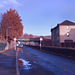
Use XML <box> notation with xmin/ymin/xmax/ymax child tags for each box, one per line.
<box><xmin>0</xmin><ymin>43</ymin><xmax>7</xmax><ymax>51</ymax></box>
<box><xmin>51</xmin><ymin>26</ymin><xmax>59</xmax><ymax>46</ymax></box>
<box><xmin>28</xmin><ymin>45</ymin><xmax>75</xmax><ymax>59</ymax></box>
<box><xmin>59</xmin><ymin>25</ymin><xmax>75</xmax><ymax>43</ymax></box>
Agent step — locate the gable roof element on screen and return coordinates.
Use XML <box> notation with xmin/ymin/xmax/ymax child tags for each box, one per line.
<box><xmin>58</xmin><ymin>20</ymin><xmax>75</xmax><ymax>25</ymax></box>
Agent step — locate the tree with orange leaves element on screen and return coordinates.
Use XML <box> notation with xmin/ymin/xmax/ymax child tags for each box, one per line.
<box><xmin>23</xmin><ymin>33</ymin><xmax>34</xmax><ymax>39</ymax></box>
<box><xmin>1</xmin><ymin>9</ymin><xmax>23</xmax><ymax>41</ymax></box>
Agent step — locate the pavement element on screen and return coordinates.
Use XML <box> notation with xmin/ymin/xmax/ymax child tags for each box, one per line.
<box><xmin>0</xmin><ymin>49</ymin><xmax>16</xmax><ymax>75</ymax></box>
<box><xmin>18</xmin><ymin>46</ymin><xmax>75</xmax><ymax>75</ymax></box>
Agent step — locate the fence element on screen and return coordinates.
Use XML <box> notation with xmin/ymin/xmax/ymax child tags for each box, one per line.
<box><xmin>0</xmin><ymin>43</ymin><xmax>7</xmax><ymax>51</ymax></box>
<box><xmin>0</xmin><ymin>41</ymin><xmax>14</xmax><ymax>51</ymax></box>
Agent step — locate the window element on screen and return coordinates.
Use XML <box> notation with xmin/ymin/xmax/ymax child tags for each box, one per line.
<box><xmin>67</xmin><ymin>32</ymin><xmax>70</xmax><ymax>37</ymax></box>
<box><xmin>67</xmin><ymin>26</ymin><xmax>69</xmax><ymax>29</ymax></box>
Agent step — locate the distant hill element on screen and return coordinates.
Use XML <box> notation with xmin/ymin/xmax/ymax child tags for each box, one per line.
<box><xmin>22</xmin><ymin>33</ymin><xmax>51</xmax><ymax>39</ymax></box>
<box><xmin>40</xmin><ymin>36</ymin><xmax>51</xmax><ymax>39</ymax></box>
<box><xmin>33</xmin><ymin>35</ymin><xmax>51</xmax><ymax>39</ymax></box>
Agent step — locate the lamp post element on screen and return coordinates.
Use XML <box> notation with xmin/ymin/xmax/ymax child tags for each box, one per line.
<box><xmin>6</xmin><ymin>27</ymin><xmax>11</xmax><ymax>50</ymax></box>
<box><xmin>14</xmin><ymin>38</ymin><xmax>17</xmax><ymax>50</ymax></box>
<box><xmin>40</xmin><ymin>38</ymin><xmax>43</xmax><ymax>50</ymax></box>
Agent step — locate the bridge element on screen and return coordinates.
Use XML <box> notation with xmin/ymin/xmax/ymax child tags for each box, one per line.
<box><xmin>17</xmin><ymin>38</ymin><xmax>41</xmax><ymax>42</ymax></box>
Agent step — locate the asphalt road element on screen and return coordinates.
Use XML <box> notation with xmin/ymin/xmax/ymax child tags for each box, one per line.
<box><xmin>18</xmin><ymin>46</ymin><xmax>75</xmax><ymax>75</ymax></box>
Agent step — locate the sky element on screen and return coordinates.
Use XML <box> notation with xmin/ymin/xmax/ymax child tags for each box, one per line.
<box><xmin>0</xmin><ymin>0</ymin><xmax>75</xmax><ymax>36</ymax></box>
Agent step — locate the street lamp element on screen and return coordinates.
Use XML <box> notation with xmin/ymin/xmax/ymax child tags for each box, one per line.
<box><xmin>40</xmin><ymin>38</ymin><xmax>43</xmax><ymax>50</ymax></box>
<box><xmin>6</xmin><ymin>27</ymin><xmax>11</xmax><ymax>50</ymax></box>
<box><xmin>14</xmin><ymin>38</ymin><xmax>17</xmax><ymax>50</ymax></box>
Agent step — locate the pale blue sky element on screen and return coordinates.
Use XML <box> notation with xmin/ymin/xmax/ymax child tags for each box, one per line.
<box><xmin>0</xmin><ymin>0</ymin><xmax>75</xmax><ymax>36</ymax></box>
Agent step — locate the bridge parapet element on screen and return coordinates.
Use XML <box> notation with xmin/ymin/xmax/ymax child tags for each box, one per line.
<box><xmin>17</xmin><ymin>38</ymin><xmax>40</xmax><ymax>42</ymax></box>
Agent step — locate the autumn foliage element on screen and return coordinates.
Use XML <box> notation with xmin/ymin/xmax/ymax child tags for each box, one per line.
<box><xmin>1</xmin><ymin>9</ymin><xmax>23</xmax><ymax>41</ymax></box>
<box><xmin>23</xmin><ymin>33</ymin><xmax>34</xmax><ymax>39</ymax></box>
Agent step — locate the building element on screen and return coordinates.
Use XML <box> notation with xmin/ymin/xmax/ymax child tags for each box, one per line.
<box><xmin>51</xmin><ymin>20</ymin><xmax>75</xmax><ymax>47</ymax></box>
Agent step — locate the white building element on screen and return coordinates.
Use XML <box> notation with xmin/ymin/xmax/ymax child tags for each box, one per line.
<box><xmin>51</xmin><ymin>20</ymin><xmax>75</xmax><ymax>47</ymax></box>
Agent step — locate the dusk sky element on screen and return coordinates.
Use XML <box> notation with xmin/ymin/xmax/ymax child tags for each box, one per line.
<box><xmin>0</xmin><ymin>0</ymin><xmax>75</xmax><ymax>36</ymax></box>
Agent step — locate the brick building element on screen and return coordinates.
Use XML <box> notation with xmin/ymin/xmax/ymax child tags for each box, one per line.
<box><xmin>51</xmin><ymin>20</ymin><xmax>75</xmax><ymax>47</ymax></box>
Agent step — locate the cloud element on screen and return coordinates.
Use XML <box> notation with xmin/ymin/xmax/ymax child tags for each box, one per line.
<box><xmin>0</xmin><ymin>0</ymin><xmax>22</xmax><ymax>8</ymax></box>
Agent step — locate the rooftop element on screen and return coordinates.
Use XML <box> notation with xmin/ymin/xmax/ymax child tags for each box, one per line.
<box><xmin>58</xmin><ymin>20</ymin><xmax>75</xmax><ymax>25</ymax></box>
<box><xmin>51</xmin><ymin>20</ymin><xmax>75</xmax><ymax>31</ymax></box>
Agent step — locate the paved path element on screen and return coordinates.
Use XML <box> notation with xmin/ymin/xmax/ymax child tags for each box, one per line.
<box><xmin>0</xmin><ymin>49</ymin><xmax>16</xmax><ymax>75</ymax></box>
<box><xmin>18</xmin><ymin>46</ymin><xmax>75</xmax><ymax>75</ymax></box>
